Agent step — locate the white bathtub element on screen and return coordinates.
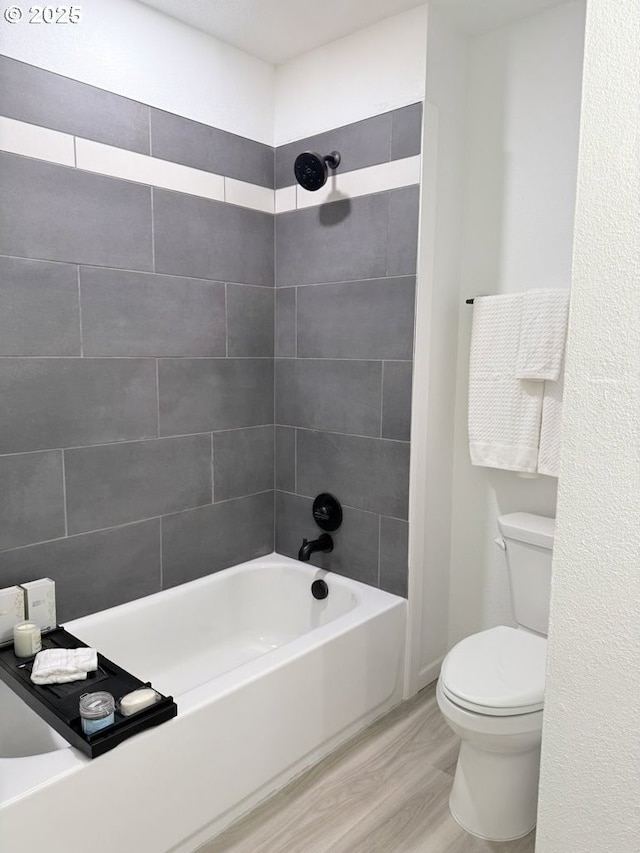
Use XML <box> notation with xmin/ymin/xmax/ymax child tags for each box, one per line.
<box><xmin>0</xmin><ymin>553</ymin><xmax>406</xmax><ymax>852</ymax></box>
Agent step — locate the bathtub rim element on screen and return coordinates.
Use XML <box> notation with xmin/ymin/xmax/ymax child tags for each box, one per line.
<box><xmin>68</xmin><ymin>551</ymin><xmax>403</xmax><ymax>636</ymax></box>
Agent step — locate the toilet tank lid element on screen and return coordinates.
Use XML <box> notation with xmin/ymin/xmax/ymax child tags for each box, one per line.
<box><xmin>497</xmin><ymin>512</ymin><xmax>555</xmax><ymax>549</ymax></box>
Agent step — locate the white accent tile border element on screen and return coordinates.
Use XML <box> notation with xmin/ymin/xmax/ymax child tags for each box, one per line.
<box><xmin>275</xmin><ymin>185</ymin><xmax>296</xmax><ymax>214</ymax></box>
<box><xmin>0</xmin><ymin>116</ymin><xmax>75</xmax><ymax>167</ymax></box>
<box><xmin>275</xmin><ymin>156</ymin><xmax>421</xmax><ymax>213</ymax></box>
<box><xmin>225</xmin><ymin>177</ymin><xmax>274</xmax><ymax>214</ymax></box>
<box><xmin>76</xmin><ymin>138</ymin><xmax>225</xmax><ymax>202</ymax></box>
<box><xmin>0</xmin><ymin>116</ymin><xmax>420</xmax><ymax>216</ymax></box>
<box><xmin>297</xmin><ymin>156</ymin><xmax>421</xmax><ymax>210</ymax></box>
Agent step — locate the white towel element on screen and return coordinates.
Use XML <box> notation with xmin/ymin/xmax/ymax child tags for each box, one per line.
<box><xmin>30</xmin><ymin>647</ymin><xmax>98</xmax><ymax>685</ymax></box>
<box><xmin>468</xmin><ymin>294</ymin><xmax>543</xmax><ymax>473</ymax></box>
<box><xmin>538</xmin><ymin>368</ymin><xmax>564</xmax><ymax>477</ymax></box>
<box><xmin>516</xmin><ymin>289</ymin><xmax>569</xmax><ymax>381</ymax></box>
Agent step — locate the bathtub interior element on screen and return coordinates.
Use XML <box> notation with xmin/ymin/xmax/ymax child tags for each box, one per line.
<box><xmin>0</xmin><ymin>679</ymin><xmax>68</xmax><ymax>758</ymax></box>
<box><xmin>67</xmin><ymin>558</ymin><xmax>361</xmax><ymax>696</ymax></box>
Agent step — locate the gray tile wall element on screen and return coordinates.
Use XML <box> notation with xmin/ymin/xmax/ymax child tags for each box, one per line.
<box><xmin>0</xmin><ymin>56</ymin><xmax>421</xmax><ymax>615</ymax></box>
<box><xmin>150</xmin><ymin>109</ymin><xmax>274</xmax><ymax>189</ymax></box>
<box><xmin>274</xmin><ymin>104</ymin><xmax>421</xmax><ymax>598</ymax></box>
<box><xmin>0</xmin><ymin>56</ymin><xmax>151</xmax><ymax>154</ymax></box>
<box><xmin>0</xmin><ymin>56</ymin><xmax>273</xmax><ymax>187</ymax></box>
<box><xmin>275</xmin><ymin>103</ymin><xmax>423</xmax><ymax>189</ymax></box>
<box><xmin>0</xmin><ymin>59</ymin><xmax>275</xmax><ymax>620</ymax></box>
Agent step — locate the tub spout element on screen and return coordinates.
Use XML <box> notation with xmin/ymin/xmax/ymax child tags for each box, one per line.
<box><xmin>298</xmin><ymin>533</ymin><xmax>333</xmax><ymax>562</ymax></box>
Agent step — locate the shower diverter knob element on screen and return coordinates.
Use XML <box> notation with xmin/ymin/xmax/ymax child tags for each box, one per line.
<box><xmin>312</xmin><ymin>493</ymin><xmax>343</xmax><ymax>532</ymax></box>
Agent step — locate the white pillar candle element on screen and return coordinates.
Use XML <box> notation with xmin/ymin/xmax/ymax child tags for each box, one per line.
<box><xmin>13</xmin><ymin>620</ymin><xmax>42</xmax><ymax>658</ymax></box>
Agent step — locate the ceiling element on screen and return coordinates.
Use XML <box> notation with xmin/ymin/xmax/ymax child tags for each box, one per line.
<box><xmin>137</xmin><ymin>0</ymin><xmax>571</xmax><ymax>66</ymax></box>
<box><xmin>136</xmin><ymin>0</ymin><xmax>427</xmax><ymax>66</ymax></box>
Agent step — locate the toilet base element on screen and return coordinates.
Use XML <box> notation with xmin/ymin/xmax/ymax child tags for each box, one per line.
<box><xmin>449</xmin><ymin>739</ymin><xmax>540</xmax><ymax>842</ymax></box>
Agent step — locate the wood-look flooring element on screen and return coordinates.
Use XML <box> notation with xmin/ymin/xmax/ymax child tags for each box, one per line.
<box><xmin>196</xmin><ymin>683</ymin><xmax>536</xmax><ymax>853</ymax></box>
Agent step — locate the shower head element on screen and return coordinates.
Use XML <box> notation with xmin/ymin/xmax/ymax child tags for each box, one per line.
<box><xmin>294</xmin><ymin>150</ymin><xmax>341</xmax><ymax>192</ymax></box>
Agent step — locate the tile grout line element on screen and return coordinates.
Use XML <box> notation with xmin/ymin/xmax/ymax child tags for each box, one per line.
<box><xmin>279</xmin><ymin>425</ymin><xmax>410</xmax><ymax>445</ymax></box>
<box><xmin>380</xmin><ymin>362</ymin><xmax>385</xmax><ymax>438</ymax></box>
<box><xmin>275</xmin><ymin>488</ymin><xmax>409</xmax><ymax>524</ymax></box>
<box><xmin>155</xmin><ymin>359</ymin><xmax>161</xmax><ymax>437</ymax></box>
<box><xmin>0</xmin><ymin>425</ymin><xmax>277</xmax><ymax>459</ymax></box>
<box><xmin>150</xmin><ymin>186</ymin><xmax>156</xmax><ymax>273</ymax></box>
<box><xmin>0</xmin><ymin>424</ymin><xmax>407</xmax><ymax>461</ymax></box>
<box><xmin>0</xmin><ymin>355</ymin><xmax>411</xmax><ymax>363</ymax></box>
<box><xmin>60</xmin><ymin>449</ymin><xmax>69</xmax><ymax>537</ymax></box>
<box><xmin>211</xmin><ymin>432</ymin><xmax>215</xmax><ymax>504</ymax></box>
<box><xmin>272</xmin><ymin>436</ymin><xmax>277</xmax><ymax>547</ymax></box>
<box><xmin>0</xmin><ymin>490</ymin><xmax>277</xmax><ymax>559</ymax></box>
<box><xmin>76</xmin><ymin>267</ymin><xmax>84</xmax><ymax>357</ymax></box>
<box><xmin>272</xmin><ymin>425</ymin><xmax>277</xmax><ymax>544</ymax></box>
<box><xmin>388</xmin><ymin>111</ymin><xmax>394</xmax><ymax>163</ymax></box>
<box><xmin>158</xmin><ymin>516</ymin><xmax>163</xmax><ymax>589</ymax></box>
<box><xmin>385</xmin><ymin>189</ymin><xmax>392</xmax><ymax>278</ymax></box>
<box><xmin>273</xmin><ymin>195</ymin><xmax>278</xmax><ymax>548</ymax></box>
<box><xmin>0</xmin><ymin>252</ymin><xmax>414</xmax><ymax>289</ymax></box>
<box><xmin>377</xmin><ymin>514</ymin><xmax>382</xmax><ymax>587</ymax></box>
<box><xmin>0</xmin><ymin>355</ymin><xmax>279</xmax><ymax>360</ymax></box>
<box><xmin>224</xmin><ymin>284</ymin><xmax>229</xmax><ymax>357</ymax></box>
<box><xmin>277</xmin><ymin>274</ymin><xmax>417</xmax><ymax>289</ymax></box>
<box><xmin>0</xmin><ymin>424</ymin><xmax>408</xmax><ymax>462</ymax></box>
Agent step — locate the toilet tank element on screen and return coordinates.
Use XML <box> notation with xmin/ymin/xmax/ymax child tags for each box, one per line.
<box><xmin>497</xmin><ymin>512</ymin><xmax>555</xmax><ymax>635</ymax></box>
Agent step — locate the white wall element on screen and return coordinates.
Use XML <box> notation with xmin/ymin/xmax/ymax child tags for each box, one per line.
<box><xmin>537</xmin><ymin>0</ymin><xmax>640</xmax><ymax>849</ymax></box>
<box><xmin>0</xmin><ymin>0</ymin><xmax>275</xmax><ymax>143</ymax></box>
<box><xmin>447</xmin><ymin>0</ymin><xmax>585</xmax><ymax>646</ymax></box>
<box><xmin>407</xmin><ymin>5</ymin><xmax>469</xmax><ymax>692</ymax></box>
<box><xmin>274</xmin><ymin>6</ymin><xmax>428</xmax><ymax>145</ymax></box>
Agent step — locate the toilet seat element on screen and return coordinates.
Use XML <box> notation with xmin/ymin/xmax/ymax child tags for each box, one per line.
<box><xmin>440</xmin><ymin>626</ymin><xmax>547</xmax><ymax>717</ymax></box>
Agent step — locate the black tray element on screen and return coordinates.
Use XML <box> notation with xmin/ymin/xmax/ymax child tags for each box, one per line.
<box><xmin>0</xmin><ymin>627</ymin><xmax>177</xmax><ymax>758</ymax></box>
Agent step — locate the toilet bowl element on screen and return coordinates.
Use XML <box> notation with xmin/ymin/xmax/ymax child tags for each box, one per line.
<box><xmin>436</xmin><ymin>513</ymin><xmax>554</xmax><ymax>842</ymax></box>
<box><xmin>437</xmin><ymin>625</ymin><xmax>546</xmax><ymax>841</ymax></box>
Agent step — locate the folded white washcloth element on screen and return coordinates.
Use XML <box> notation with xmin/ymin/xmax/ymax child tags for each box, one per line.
<box><xmin>515</xmin><ymin>289</ymin><xmax>569</xmax><ymax>381</ymax></box>
<box><xmin>30</xmin><ymin>648</ymin><xmax>98</xmax><ymax>685</ymax></box>
<box><xmin>468</xmin><ymin>294</ymin><xmax>543</xmax><ymax>473</ymax></box>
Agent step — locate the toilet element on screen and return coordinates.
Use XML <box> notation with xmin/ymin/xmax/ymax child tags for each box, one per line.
<box><xmin>437</xmin><ymin>512</ymin><xmax>554</xmax><ymax>842</ymax></box>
